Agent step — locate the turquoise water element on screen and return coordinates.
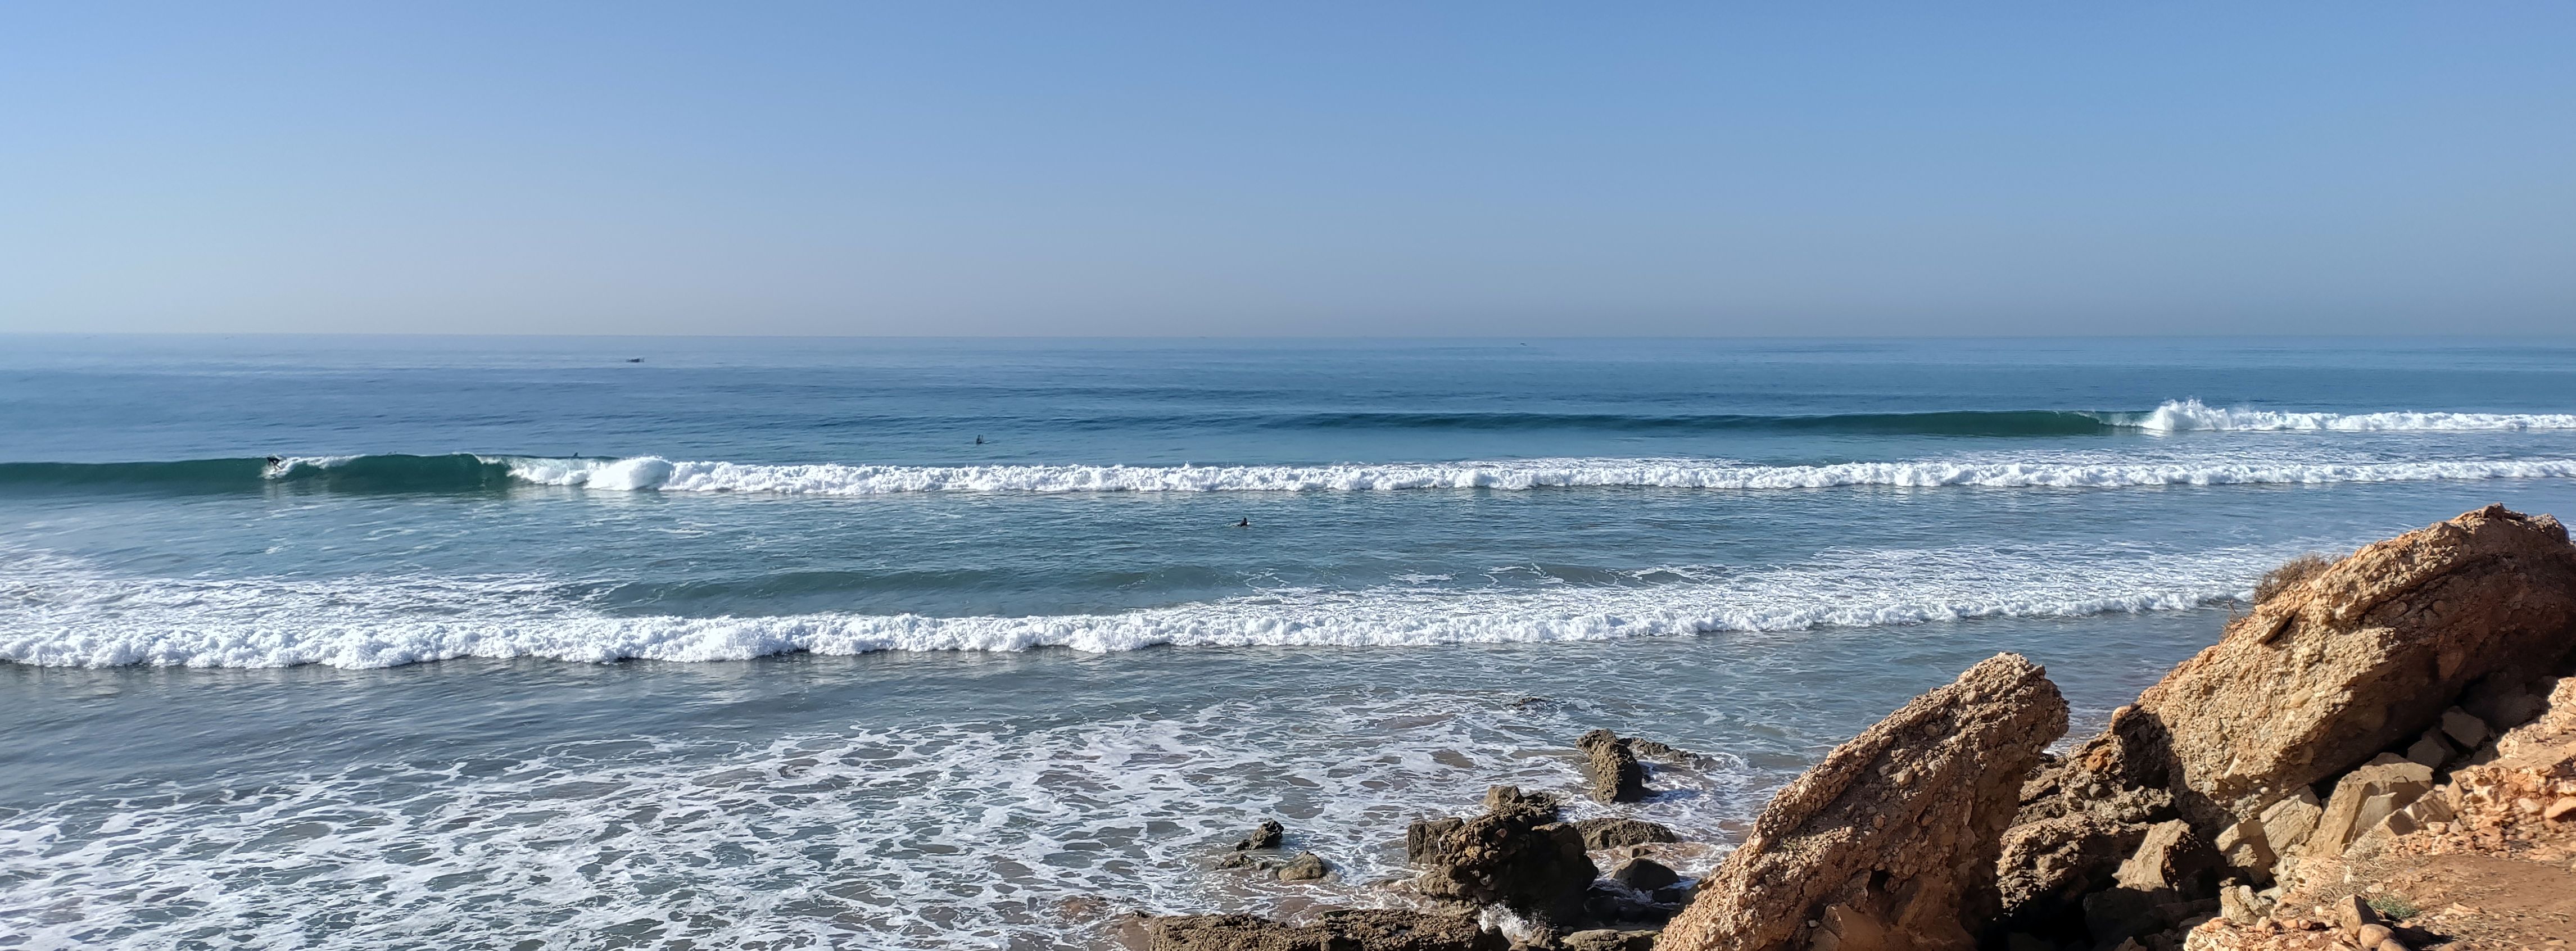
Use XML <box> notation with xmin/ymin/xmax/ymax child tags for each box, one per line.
<box><xmin>5</xmin><ymin>336</ymin><xmax>2576</xmax><ymax>948</ymax></box>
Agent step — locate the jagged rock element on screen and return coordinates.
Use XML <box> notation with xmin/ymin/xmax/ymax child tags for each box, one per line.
<box><xmin>2255</xmin><ymin>788</ymin><xmax>2321</xmax><ymax>859</ymax></box>
<box><xmin>1610</xmin><ymin>858</ymin><xmax>1678</xmax><ymax>892</ymax></box>
<box><xmin>1409</xmin><ymin>786</ymin><xmax>1597</xmax><ymax>921</ymax></box>
<box><xmin>2307</xmin><ymin>761</ymin><xmax>2433</xmax><ymax>859</ymax></box>
<box><xmin>1237</xmin><ymin>819</ymin><xmax>1285</xmax><ymax>851</ymax></box>
<box><xmin>2113</xmin><ymin>820</ymin><xmax>2222</xmax><ymax>894</ymax></box>
<box><xmin>2211</xmin><ymin>818</ymin><xmax>2270</xmax><ymax>873</ymax></box>
<box><xmin>2216</xmin><ymin>884</ymin><xmax>2271</xmax><ymax>925</ymax></box>
<box><xmin>2402</xmin><ymin>730</ymin><xmax>2453</xmax><ymax>769</ymax></box>
<box><xmin>2439</xmin><ymin>707</ymin><xmax>2490</xmax><ymax>749</ymax></box>
<box><xmin>1994</xmin><ymin>813</ymin><xmax>2151</xmax><ymax>927</ymax></box>
<box><xmin>1572</xmin><ymin>817</ymin><xmax>1681</xmax><ymax>850</ymax></box>
<box><xmin>2122</xmin><ymin>506</ymin><xmax>2576</xmax><ymax>825</ymax></box>
<box><xmin>1146</xmin><ymin>909</ymin><xmax>1509</xmax><ymax>951</ymax></box>
<box><xmin>1578</xmin><ymin>730</ymin><xmax>1650</xmax><ymax>803</ymax></box>
<box><xmin>1655</xmin><ymin>653</ymin><xmax>2068</xmax><ymax>951</ymax></box>
<box><xmin>1275</xmin><ymin>852</ymin><xmax>1330</xmax><ymax>881</ymax></box>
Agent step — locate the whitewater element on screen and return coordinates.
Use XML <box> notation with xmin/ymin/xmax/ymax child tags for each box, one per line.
<box><xmin>483</xmin><ymin>453</ymin><xmax>2576</xmax><ymax>495</ymax></box>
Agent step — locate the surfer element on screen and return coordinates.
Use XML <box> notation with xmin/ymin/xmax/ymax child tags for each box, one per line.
<box><xmin>1234</xmin><ymin>518</ymin><xmax>1250</xmax><ymax>528</ymax></box>
<box><xmin>975</xmin><ymin>436</ymin><xmax>984</xmax><ymax>445</ymax></box>
<box><xmin>264</xmin><ymin>455</ymin><xmax>282</xmax><ymax>469</ymax></box>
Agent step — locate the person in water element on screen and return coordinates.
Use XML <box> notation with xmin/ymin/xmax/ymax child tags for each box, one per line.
<box><xmin>975</xmin><ymin>436</ymin><xmax>984</xmax><ymax>445</ymax></box>
<box><xmin>1234</xmin><ymin>518</ymin><xmax>1250</xmax><ymax>528</ymax></box>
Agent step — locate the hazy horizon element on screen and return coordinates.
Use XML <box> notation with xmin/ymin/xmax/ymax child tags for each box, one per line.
<box><xmin>4</xmin><ymin>3</ymin><xmax>2571</xmax><ymax>337</ymax></box>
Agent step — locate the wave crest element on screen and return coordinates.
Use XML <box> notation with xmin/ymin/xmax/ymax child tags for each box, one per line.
<box><xmin>2127</xmin><ymin>398</ymin><xmax>2576</xmax><ymax>433</ymax></box>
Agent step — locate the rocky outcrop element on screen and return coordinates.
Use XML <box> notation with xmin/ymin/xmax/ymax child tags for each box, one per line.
<box><xmin>1409</xmin><ymin>786</ymin><xmax>1599</xmax><ymax>922</ymax></box>
<box><xmin>1579</xmin><ymin>730</ymin><xmax>1650</xmax><ymax>803</ymax></box>
<box><xmin>1146</xmin><ymin>909</ymin><xmax>1509</xmax><ymax>951</ymax></box>
<box><xmin>2131</xmin><ymin>505</ymin><xmax>2576</xmax><ymax>825</ymax></box>
<box><xmin>1655</xmin><ymin>653</ymin><xmax>2068</xmax><ymax>951</ymax></box>
<box><xmin>1994</xmin><ymin>505</ymin><xmax>2576</xmax><ymax>949</ymax></box>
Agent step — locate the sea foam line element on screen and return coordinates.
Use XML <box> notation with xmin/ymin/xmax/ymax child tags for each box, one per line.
<box><xmin>0</xmin><ymin>543</ymin><xmax>2284</xmax><ymax>669</ymax></box>
<box><xmin>2126</xmin><ymin>399</ymin><xmax>2576</xmax><ymax>433</ymax></box>
<box><xmin>484</xmin><ymin>455</ymin><xmax>2576</xmax><ymax>496</ymax></box>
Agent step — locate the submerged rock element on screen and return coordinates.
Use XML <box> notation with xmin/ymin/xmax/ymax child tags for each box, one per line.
<box><xmin>1274</xmin><ymin>851</ymin><xmax>1331</xmax><ymax>882</ymax></box>
<box><xmin>1146</xmin><ymin>909</ymin><xmax>1507</xmax><ymax>951</ymax></box>
<box><xmin>1655</xmin><ymin>653</ymin><xmax>2068</xmax><ymax>951</ymax></box>
<box><xmin>1407</xmin><ymin>786</ymin><xmax>1598</xmax><ymax>922</ymax></box>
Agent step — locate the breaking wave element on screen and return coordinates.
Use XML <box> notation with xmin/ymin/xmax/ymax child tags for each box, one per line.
<box><xmin>503</xmin><ymin>455</ymin><xmax>2576</xmax><ymax>495</ymax></box>
<box><xmin>2126</xmin><ymin>399</ymin><xmax>2576</xmax><ymax>433</ymax></box>
<box><xmin>0</xmin><ymin>542</ymin><xmax>2287</xmax><ymax>669</ymax></box>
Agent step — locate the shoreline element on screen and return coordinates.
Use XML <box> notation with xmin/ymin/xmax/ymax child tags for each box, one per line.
<box><xmin>1134</xmin><ymin>504</ymin><xmax>2576</xmax><ymax>951</ymax></box>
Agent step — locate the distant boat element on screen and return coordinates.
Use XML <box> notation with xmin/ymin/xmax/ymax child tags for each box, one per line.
<box><xmin>626</xmin><ymin>357</ymin><xmax>643</xmax><ymax>363</ymax></box>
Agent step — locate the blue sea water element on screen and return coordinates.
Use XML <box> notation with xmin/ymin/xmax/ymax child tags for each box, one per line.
<box><xmin>4</xmin><ymin>335</ymin><xmax>2575</xmax><ymax>949</ymax></box>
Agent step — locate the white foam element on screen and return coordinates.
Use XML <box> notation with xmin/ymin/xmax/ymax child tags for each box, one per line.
<box><xmin>0</xmin><ymin>690</ymin><xmax>1750</xmax><ymax>949</ymax></box>
<box><xmin>490</xmin><ymin>454</ymin><xmax>2576</xmax><ymax>496</ymax></box>
<box><xmin>2130</xmin><ymin>398</ymin><xmax>2576</xmax><ymax>433</ymax></box>
<box><xmin>0</xmin><ymin>542</ymin><xmax>2287</xmax><ymax>669</ymax></box>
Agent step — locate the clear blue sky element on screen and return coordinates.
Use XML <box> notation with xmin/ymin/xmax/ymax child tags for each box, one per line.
<box><xmin>3</xmin><ymin>3</ymin><xmax>2570</xmax><ymax>336</ymax></box>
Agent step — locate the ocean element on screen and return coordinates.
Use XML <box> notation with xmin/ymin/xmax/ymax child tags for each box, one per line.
<box><xmin>6</xmin><ymin>335</ymin><xmax>2575</xmax><ymax>949</ymax></box>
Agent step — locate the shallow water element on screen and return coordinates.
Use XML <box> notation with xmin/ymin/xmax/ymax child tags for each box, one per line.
<box><xmin>5</xmin><ymin>336</ymin><xmax>2575</xmax><ymax>948</ymax></box>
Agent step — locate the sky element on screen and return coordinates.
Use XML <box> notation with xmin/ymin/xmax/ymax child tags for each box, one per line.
<box><xmin>2</xmin><ymin>3</ymin><xmax>2571</xmax><ymax>337</ymax></box>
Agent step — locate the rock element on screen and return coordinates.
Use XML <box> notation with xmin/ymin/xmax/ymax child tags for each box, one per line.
<box><xmin>1572</xmin><ymin>817</ymin><xmax>1680</xmax><ymax>850</ymax></box>
<box><xmin>1561</xmin><ymin>929</ymin><xmax>1658</xmax><ymax>951</ymax></box>
<box><xmin>1275</xmin><ymin>852</ymin><xmax>1330</xmax><ymax>881</ymax></box>
<box><xmin>2212</xmin><ymin>818</ymin><xmax>2273</xmax><ymax>874</ymax></box>
<box><xmin>2402</xmin><ymin>731</ymin><xmax>2453</xmax><ymax>769</ymax></box>
<box><xmin>2460</xmin><ymin>673</ymin><xmax>2545</xmax><ymax>731</ymax></box>
<box><xmin>1237</xmin><ymin>819</ymin><xmax>1285</xmax><ymax>851</ymax></box>
<box><xmin>1409</xmin><ymin>786</ymin><xmax>1597</xmax><ymax>921</ymax></box>
<box><xmin>2308</xmin><ymin>762</ymin><xmax>2434</xmax><ymax>859</ymax></box>
<box><xmin>1994</xmin><ymin>813</ymin><xmax>2151</xmax><ymax>929</ymax></box>
<box><xmin>2329</xmin><ymin>894</ymin><xmax>2377</xmax><ymax>936</ymax></box>
<box><xmin>2356</xmin><ymin>922</ymin><xmax>2393</xmax><ymax>947</ymax></box>
<box><xmin>1407</xmin><ymin>817</ymin><xmax>1465</xmax><ymax>863</ymax></box>
<box><xmin>2112</xmin><ymin>506</ymin><xmax>2576</xmax><ymax>825</ymax></box>
<box><xmin>1146</xmin><ymin>908</ymin><xmax>1509</xmax><ymax>951</ymax></box>
<box><xmin>2439</xmin><ymin>708</ymin><xmax>2491</xmax><ymax>749</ymax></box>
<box><xmin>2546</xmin><ymin>797</ymin><xmax>2576</xmax><ymax>822</ymax></box>
<box><xmin>1655</xmin><ymin>653</ymin><xmax>2068</xmax><ymax>951</ymax></box>
<box><xmin>1611</xmin><ymin>858</ymin><xmax>1678</xmax><ymax>892</ymax></box>
<box><xmin>2256</xmin><ymin>789</ymin><xmax>2323</xmax><ymax>858</ymax></box>
<box><xmin>2115</xmin><ymin>819</ymin><xmax>2222</xmax><ymax>894</ymax></box>
<box><xmin>2218</xmin><ymin>884</ymin><xmax>2272</xmax><ymax>925</ymax></box>
<box><xmin>1579</xmin><ymin>730</ymin><xmax>1650</xmax><ymax>804</ymax></box>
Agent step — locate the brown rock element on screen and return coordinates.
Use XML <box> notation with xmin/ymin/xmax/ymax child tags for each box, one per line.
<box><xmin>1146</xmin><ymin>909</ymin><xmax>1508</xmax><ymax>951</ymax></box>
<box><xmin>1237</xmin><ymin>819</ymin><xmax>1285</xmax><ymax>851</ymax></box>
<box><xmin>1572</xmin><ymin>817</ymin><xmax>1681</xmax><ymax>850</ymax></box>
<box><xmin>1654</xmin><ymin>653</ymin><xmax>2068</xmax><ymax>951</ymax></box>
<box><xmin>2123</xmin><ymin>506</ymin><xmax>2576</xmax><ymax>824</ymax></box>
<box><xmin>1611</xmin><ymin>858</ymin><xmax>1679</xmax><ymax>892</ymax></box>
<box><xmin>2114</xmin><ymin>819</ymin><xmax>2222</xmax><ymax>894</ymax></box>
<box><xmin>2439</xmin><ymin>707</ymin><xmax>2491</xmax><ymax>749</ymax></box>
<box><xmin>1275</xmin><ymin>852</ymin><xmax>1330</xmax><ymax>881</ymax></box>
<box><xmin>1579</xmin><ymin>730</ymin><xmax>1651</xmax><ymax>804</ymax></box>
<box><xmin>1409</xmin><ymin>786</ymin><xmax>1597</xmax><ymax>921</ymax></box>
<box><xmin>2546</xmin><ymin>797</ymin><xmax>2576</xmax><ymax>822</ymax></box>
<box><xmin>1562</xmin><ymin>929</ymin><xmax>1659</xmax><ymax>951</ymax></box>
<box><xmin>2308</xmin><ymin>762</ymin><xmax>2433</xmax><ymax>859</ymax></box>
<box><xmin>1995</xmin><ymin>813</ymin><xmax>2152</xmax><ymax>927</ymax></box>
<box><xmin>2257</xmin><ymin>789</ymin><xmax>2323</xmax><ymax>858</ymax></box>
